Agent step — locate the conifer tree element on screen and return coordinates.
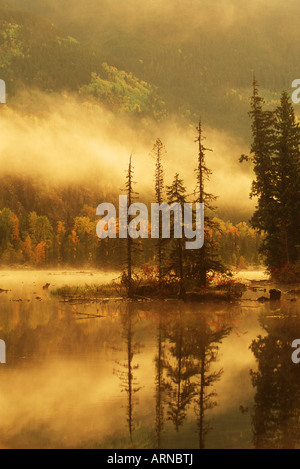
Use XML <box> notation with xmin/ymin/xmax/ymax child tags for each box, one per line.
<box><xmin>191</xmin><ymin>121</ymin><xmax>224</xmax><ymax>286</ymax></box>
<box><xmin>241</xmin><ymin>80</ymin><xmax>300</xmax><ymax>276</ymax></box>
<box><xmin>166</xmin><ymin>173</ymin><xmax>187</xmax><ymax>296</ymax></box>
<box><xmin>124</xmin><ymin>155</ymin><xmax>138</xmax><ymax>298</ymax></box>
<box><xmin>152</xmin><ymin>138</ymin><xmax>166</xmax><ymax>282</ymax></box>
<box><xmin>240</xmin><ymin>77</ymin><xmax>276</xmax><ymax>246</ymax></box>
<box><xmin>272</xmin><ymin>92</ymin><xmax>300</xmax><ymax>268</ymax></box>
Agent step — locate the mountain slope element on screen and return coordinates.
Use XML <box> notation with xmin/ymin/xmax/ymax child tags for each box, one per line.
<box><xmin>7</xmin><ymin>0</ymin><xmax>300</xmax><ymax>136</ymax></box>
<box><xmin>3</xmin><ymin>0</ymin><xmax>300</xmax><ymax>138</ymax></box>
<box><xmin>0</xmin><ymin>2</ymin><xmax>104</xmax><ymax>94</ymax></box>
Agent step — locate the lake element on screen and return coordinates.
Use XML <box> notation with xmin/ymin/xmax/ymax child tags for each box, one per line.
<box><xmin>0</xmin><ymin>270</ymin><xmax>299</xmax><ymax>449</ymax></box>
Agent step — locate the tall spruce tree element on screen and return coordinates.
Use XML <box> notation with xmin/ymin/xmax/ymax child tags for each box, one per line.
<box><xmin>272</xmin><ymin>92</ymin><xmax>300</xmax><ymax>269</ymax></box>
<box><xmin>241</xmin><ymin>79</ymin><xmax>300</xmax><ymax>276</ymax></box>
<box><xmin>166</xmin><ymin>173</ymin><xmax>187</xmax><ymax>297</ymax></box>
<box><xmin>152</xmin><ymin>138</ymin><xmax>166</xmax><ymax>282</ymax></box>
<box><xmin>240</xmin><ymin>77</ymin><xmax>276</xmax><ymax>255</ymax></box>
<box><xmin>124</xmin><ymin>155</ymin><xmax>138</xmax><ymax>298</ymax></box>
<box><xmin>240</xmin><ymin>77</ymin><xmax>277</xmax><ymax>269</ymax></box>
<box><xmin>190</xmin><ymin>121</ymin><xmax>223</xmax><ymax>286</ymax></box>
<box><xmin>240</xmin><ymin>77</ymin><xmax>275</xmax><ymax>204</ymax></box>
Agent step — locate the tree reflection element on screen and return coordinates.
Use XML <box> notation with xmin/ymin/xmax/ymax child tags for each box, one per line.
<box><xmin>190</xmin><ymin>313</ymin><xmax>231</xmax><ymax>448</ymax></box>
<box><xmin>114</xmin><ymin>303</ymin><xmax>142</xmax><ymax>442</ymax></box>
<box><xmin>250</xmin><ymin>302</ymin><xmax>300</xmax><ymax>449</ymax></box>
<box><xmin>161</xmin><ymin>304</ymin><xmax>232</xmax><ymax>448</ymax></box>
<box><xmin>155</xmin><ymin>310</ymin><xmax>168</xmax><ymax>449</ymax></box>
<box><xmin>163</xmin><ymin>307</ymin><xmax>197</xmax><ymax>432</ymax></box>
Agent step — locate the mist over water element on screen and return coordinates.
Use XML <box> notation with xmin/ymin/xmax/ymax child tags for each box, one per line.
<box><xmin>0</xmin><ymin>280</ymin><xmax>264</xmax><ymax>449</ymax></box>
<box><xmin>1</xmin><ymin>278</ymin><xmax>299</xmax><ymax>449</ymax></box>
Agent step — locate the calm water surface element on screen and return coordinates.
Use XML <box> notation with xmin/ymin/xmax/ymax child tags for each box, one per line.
<box><xmin>0</xmin><ymin>270</ymin><xmax>299</xmax><ymax>449</ymax></box>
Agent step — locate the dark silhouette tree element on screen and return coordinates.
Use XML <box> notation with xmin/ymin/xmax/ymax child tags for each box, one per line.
<box><xmin>272</xmin><ymin>92</ymin><xmax>300</xmax><ymax>270</ymax></box>
<box><xmin>166</xmin><ymin>173</ymin><xmax>188</xmax><ymax>297</ymax></box>
<box><xmin>123</xmin><ymin>155</ymin><xmax>139</xmax><ymax>298</ymax></box>
<box><xmin>152</xmin><ymin>138</ymin><xmax>166</xmax><ymax>283</ymax></box>
<box><xmin>239</xmin><ymin>78</ymin><xmax>276</xmax><ymax>268</ymax></box>
<box><xmin>191</xmin><ymin>121</ymin><xmax>224</xmax><ymax>286</ymax></box>
<box><xmin>242</xmin><ymin>77</ymin><xmax>277</xmax><ymax>267</ymax></box>
<box><xmin>241</xmin><ymin>79</ymin><xmax>300</xmax><ymax>278</ymax></box>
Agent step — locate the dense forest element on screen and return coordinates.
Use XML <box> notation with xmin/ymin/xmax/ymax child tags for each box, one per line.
<box><xmin>0</xmin><ymin>0</ymin><xmax>299</xmax><ymax>286</ymax></box>
<box><xmin>0</xmin><ymin>173</ymin><xmax>263</xmax><ymax>270</ymax></box>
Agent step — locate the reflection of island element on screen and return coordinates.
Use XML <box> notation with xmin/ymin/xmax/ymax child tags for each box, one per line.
<box><xmin>190</xmin><ymin>314</ymin><xmax>231</xmax><ymax>449</ymax></box>
<box><xmin>114</xmin><ymin>303</ymin><xmax>141</xmax><ymax>442</ymax></box>
<box><xmin>163</xmin><ymin>307</ymin><xmax>197</xmax><ymax>432</ymax></box>
<box><xmin>155</xmin><ymin>311</ymin><xmax>168</xmax><ymax>449</ymax></box>
<box><xmin>159</xmin><ymin>304</ymin><xmax>232</xmax><ymax>448</ymax></box>
<box><xmin>250</xmin><ymin>302</ymin><xmax>300</xmax><ymax>449</ymax></box>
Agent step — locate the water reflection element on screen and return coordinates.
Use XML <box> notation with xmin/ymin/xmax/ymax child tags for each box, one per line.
<box><xmin>114</xmin><ymin>304</ymin><xmax>142</xmax><ymax>442</ymax></box>
<box><xmin>250</xmin><ymin>301</ymin><xmax>300</xmax><ymax>449</ymax></box>
<box><xmin>155</xmin><ymin>310</ymin><xmax>167</xmax><ymax>449</ymax></box>
<box><xmin>163</xmin><ymin>307</ymin><xmax>197</xmax><ymax>433</ymax></box>
<box><xmin>0</xmin><ymin>290</ymin><xmax>299</xmax><ymax>449</ymax></box>
<box><xmin>190</xmin><ymin>314</ymin><xmax>231</xmax><ymax>449</ymax></box>
<box><xmin>158</xmin><ymin>305</ymin><xmax>232</xmax><ymax>448</ymax></box>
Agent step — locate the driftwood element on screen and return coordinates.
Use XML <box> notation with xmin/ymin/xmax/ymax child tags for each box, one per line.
<box><xmin>184</xmin><ymin>291</ymin><xmax>238</xmax><ymax>303</ymax></box>
<box><xmin>60</xmin><ymin>296</ymin><xmax>123</xmax><ymax>304</ymax></box>
<box><xmin>74</xmin><ymin>311</ymin><xmax>105</xmax><ymax>320</ymax></box>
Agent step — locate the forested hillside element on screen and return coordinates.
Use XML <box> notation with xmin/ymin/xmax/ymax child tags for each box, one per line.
<box><xmin>0</xmin><ymin>0</ymin><xmax>167</xmax><ymax>122</ymax></box>
<box><xmin>0</xmin><ymin>1</ymin><xmax>110</xmax><ymax>95</ymax></box>
<box><xmin>6</xmin><ymin>0</ymin><xmax>300</xmax><ymax>136</ymax></box>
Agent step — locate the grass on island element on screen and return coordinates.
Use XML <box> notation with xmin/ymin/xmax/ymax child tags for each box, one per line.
<box><xmin>51</xmin><ymin>273</ymin><xmax>247</xmax><ymax>303</ymax></box>
<box><xmin>51</xmin><ymin>283</ymin><xmax>120</xmax><ymax>300</ymax></box>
